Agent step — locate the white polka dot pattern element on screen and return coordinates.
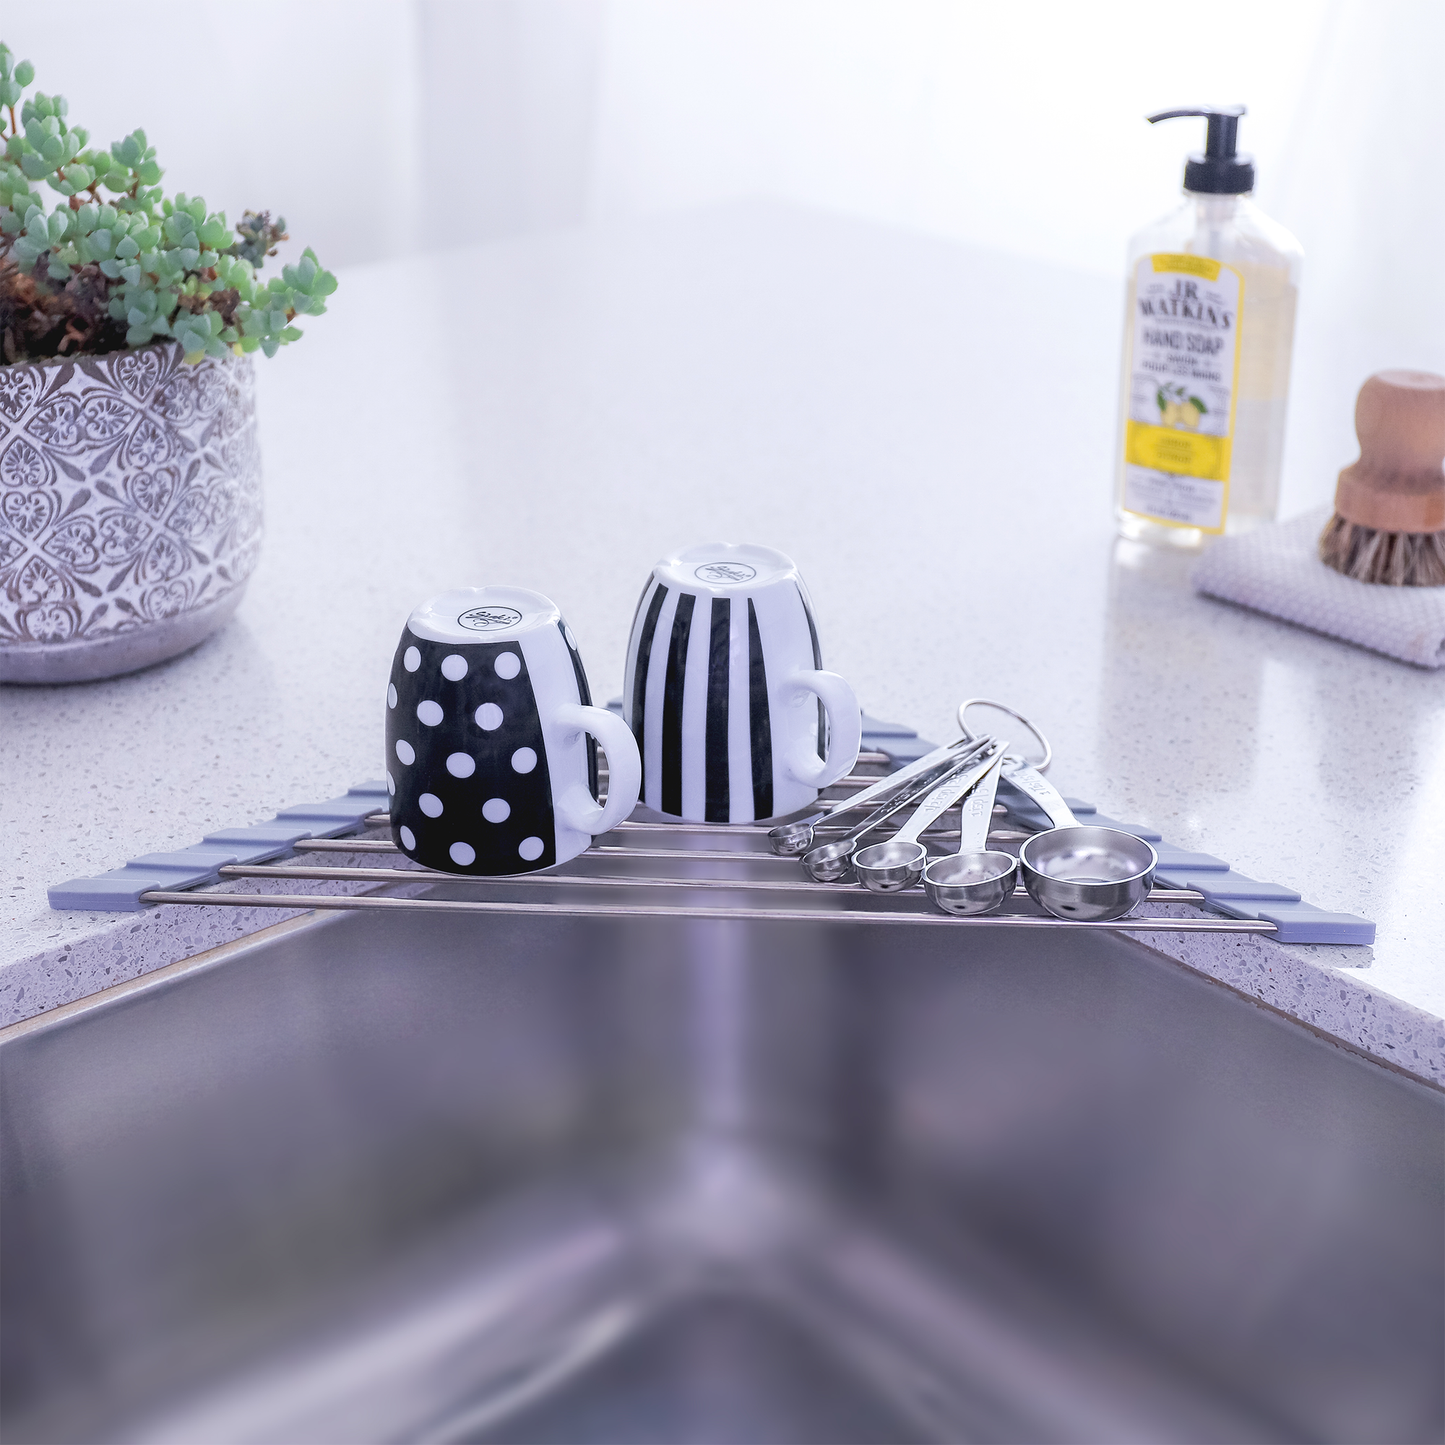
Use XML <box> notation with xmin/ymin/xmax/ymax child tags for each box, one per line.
<box><xmin>386</xmin><ymin>771</ymin><xmax>396</xmax><ymax>795</ymax></box>
<box><xmin>399</xmin><ymin>825</ymin><xmax>416</xmax><ymax>850</ymax></box>
<box><xmin>386</xmin><ymin>616</ymin><xmax>579</xmax><ymax>876</ymax></box>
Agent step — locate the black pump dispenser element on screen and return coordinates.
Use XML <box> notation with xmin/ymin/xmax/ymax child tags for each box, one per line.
<box><xmin>1148</xmin><ymin>106</ymin><xmax>1255</xmax><ymax>194</ymax></box>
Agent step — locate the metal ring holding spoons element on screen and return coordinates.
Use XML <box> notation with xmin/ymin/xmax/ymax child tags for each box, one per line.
<box><xmin>768</xmin><ymin>734</ymin><xmax>991</xmax><ymax>856</ymax></box>
<box><xmin>956</xmin><ymin>698</ymin><xmax>1052</xmax><ymax>773</ymax></box>
<box><xmin>1007</xmin><ymin>763</ymin><xmax>1157</xmax><ymax>921</ymax></box>
<box><xmin>923</xmin><ymin>750</ymin><xmax>1017</xmax><ymax>915</ymax></box>
<box><xmin>853</xmin><ymin>743</ymin><xmax>1005</xmax><ymax>893</ymax></box>
<box><xmin>800</xmin><ymin>745</ymin><xmax>991</xmax><ymax>883</ymax></box>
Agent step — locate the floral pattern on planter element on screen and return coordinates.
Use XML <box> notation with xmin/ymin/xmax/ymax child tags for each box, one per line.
<box><xmin>0</xmin><ymin>341</ymin><xmax>261</xmax><ymax>649</ymax></box>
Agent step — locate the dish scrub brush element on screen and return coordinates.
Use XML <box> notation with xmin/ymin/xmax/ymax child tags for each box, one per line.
<box><xmin>1319</xmin><ymin>370</ymin><xmax>1445</xmax><ymax>586</ymax></box>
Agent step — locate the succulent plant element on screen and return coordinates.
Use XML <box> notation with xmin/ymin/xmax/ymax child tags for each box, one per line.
<box><xmin>0</xmin><ymin>42</ymin><xmax>336</xmax><ymax>365</ymax></box>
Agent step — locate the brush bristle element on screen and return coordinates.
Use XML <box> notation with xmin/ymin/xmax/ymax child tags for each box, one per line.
<box><xmin>1319</xmin><ymin>514</ymin><xmax>1445</xmax><ymax>587</ymax></box>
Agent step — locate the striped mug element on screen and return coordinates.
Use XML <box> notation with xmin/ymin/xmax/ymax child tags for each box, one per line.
<box><xmin>623</xmin><ymin>543</ymin><xmax>862</xmax><ymax>823</ymax></box>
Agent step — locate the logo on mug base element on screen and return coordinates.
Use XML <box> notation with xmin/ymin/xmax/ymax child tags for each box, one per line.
<box><xmin>458</xmin><ymin>606</ymin><xmax>524</xmax><ymax>631</ymax></box>
<box><xmin>694</xmin><ymin>562</ymin><xmax>757</xmax><ymax>584</ymax></box>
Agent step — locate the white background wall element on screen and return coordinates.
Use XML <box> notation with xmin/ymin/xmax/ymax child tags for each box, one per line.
<box><xmin>6</xmin><ymin>1</ymin><xmax>1442</xmax><ymax>422</ymax></box>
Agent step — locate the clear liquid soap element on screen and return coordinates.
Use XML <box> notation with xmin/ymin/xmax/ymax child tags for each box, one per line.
<box><xmin>1115</xmin><ymin>106</ymin><xmax>1303</xmax><ymax>548</ymax></box>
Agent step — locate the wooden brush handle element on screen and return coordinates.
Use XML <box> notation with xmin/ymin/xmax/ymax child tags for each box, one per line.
<box><xmin>1334</xmin><ymin>371</ymin><xmax>1445</xmax><ymax>533</ymax></box>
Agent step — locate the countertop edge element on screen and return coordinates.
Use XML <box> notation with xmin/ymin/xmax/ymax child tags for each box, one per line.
<box><xmin>5</xmin><ymin>866</ymin><xmax>1441</xmax><ymax>1087</ymax></box>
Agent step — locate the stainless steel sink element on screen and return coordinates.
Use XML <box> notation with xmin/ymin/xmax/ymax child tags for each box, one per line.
<box><xmin>2</xmin><ymin>897</ymin><xmax>1441</xmax><ymax>1443</ymax></box>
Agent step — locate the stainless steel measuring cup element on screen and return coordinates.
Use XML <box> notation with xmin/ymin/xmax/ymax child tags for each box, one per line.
<box><xmin>853</xmin><ymin>743</ymin><xmax>1006</xmax><ymax>893</ymax></box>
<box><xmin>800</xmin><ymin>746</ymin><xmax>990</xmax><ymax>883</ymax></box>
<box><xmin>922</xmin><ymin>750</ymin><xmax>1017</xmax><ymax>915</ymax></box>
<box><xmin>1007</xmin><ymin>763</ymin><xmax>1157</xmax><ymax>921</ymax></box>
<box><xmin>768</xmin><ymin>734</ymin><xmax>991</xmax><ymax>856</ymax></box>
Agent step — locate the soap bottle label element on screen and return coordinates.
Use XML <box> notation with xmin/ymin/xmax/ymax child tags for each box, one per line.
<box><xmin>1122</xmin><ymin>254</ymin><xmax>1243</xmax><ymax>533</ymax></box>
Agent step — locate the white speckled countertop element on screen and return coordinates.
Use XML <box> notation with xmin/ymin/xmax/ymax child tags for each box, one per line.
<box><xmin>3</xmin><ymin>204</ymin><xmax>1443</xmax><ymax>1081</ymax></box>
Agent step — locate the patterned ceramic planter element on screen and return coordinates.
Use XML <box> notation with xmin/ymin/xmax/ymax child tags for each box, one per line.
<box><xmin>0</xmin><ymin>340</ymin><xmax>262</xmax><ymax>684</ymax></box>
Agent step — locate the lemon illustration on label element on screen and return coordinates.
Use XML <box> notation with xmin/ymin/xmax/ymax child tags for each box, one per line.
<box><xmin>1157</xmin><ymin>382</ymin><xmax>1207</xmax><ymax>432</ymax></box>
<box><xmin>1122</xmin><ymin>253</ymin><xmax>1242</xmax><ymax>532</ymax></box>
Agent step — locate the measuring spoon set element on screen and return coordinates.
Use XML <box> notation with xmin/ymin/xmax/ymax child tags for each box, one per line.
<box><xmin>773</xmin><ymin>699</ymin><xmax>1158</xmax><ymax>923</ymax></box>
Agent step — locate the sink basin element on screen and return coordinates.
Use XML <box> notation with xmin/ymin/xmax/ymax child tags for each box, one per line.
<box><xmin>2</xmin><ymin>894</ymin><xmax>1441</xmax><ymax>1443</ymax></box>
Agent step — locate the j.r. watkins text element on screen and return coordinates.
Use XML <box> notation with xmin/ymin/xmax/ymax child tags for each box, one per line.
<box><xmin>1137</xmin><ymin>279</ymin><xmax>1233</xmax><ymax>329</ymax></box>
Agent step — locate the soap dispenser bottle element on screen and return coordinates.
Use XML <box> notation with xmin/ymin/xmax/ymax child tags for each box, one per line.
<box><xmin>1115</xmin><ymin>106</ymin><xmax>1302</xmax><ymax>547</ymax></box>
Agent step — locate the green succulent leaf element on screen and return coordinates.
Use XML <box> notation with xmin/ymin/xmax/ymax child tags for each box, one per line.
<box><xmin>0</xmin><ymin>47</ymin><xmax>333</xmax><ymax>363</ymax></box>
<box><xmin>198</xmin><ymin>215</ymin><xmax>229</xmax><ymax>249</ymax></box>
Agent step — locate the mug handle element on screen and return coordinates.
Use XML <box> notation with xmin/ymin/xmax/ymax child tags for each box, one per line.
<box><xmin>553</xmin><ymin>703</ymin><xmax>643</xmax><ymax>836</ymax></box>
<box><xmin>784</xmin><ymin>670</ymin><xmax>862</xmax><ymax>791</ymax></box>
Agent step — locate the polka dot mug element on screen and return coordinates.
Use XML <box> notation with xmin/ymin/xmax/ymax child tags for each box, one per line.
<box><xmin>386</xmin><ymin>587</ymin><xmax>642</xmax><ymax>875</ymax></box>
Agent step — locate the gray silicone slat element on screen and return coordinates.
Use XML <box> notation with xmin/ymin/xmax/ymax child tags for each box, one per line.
<box><xmin>859</xmin><ymin>713</ymin><xmax>919</xmax><ymax>738</ymax></box>
<box><xmin>1171</xmin><ymin>871</ymin><xmax>1302</xmax><ymax>903</ymax></box>
<box><xmin>128</xmin><ymin>849</ymin><xmax>242</xmax><ymax>873</ymax></box>
<box><xmin>1249</xmin><ymin>903</ymin><xmax>1375</xmax><ymax>946</ymax></box>
<box><xmin>203</xmin><ymin>824</ymin><xmax>317</xmax><ymax>857</ymax></box>
<box><xmin>865</xmin><ymin>734</ymin><xmax>934</xmax><ymax>764</ymax></box>
<box><xmin>1150</xmin><ymin>846</ymin><xmax>1230</xmax><ymax>873</ymax></box>
<box><xmin>1085</xmin><ymin>814</ymin><xmax>1164</xmax><ymax>842</ymax></box>
<box><xmin>273</xmin><ymin>791</ymin><xmax>390</xmax><ymax>837</ymax></box>
<box><xmin>48</xmin><ymin>873</ymin><xmax>180</xmax><ymax>912</ymax></box>
<box><xmin>50</xmin><ymin>785</ymin><xmax>385</xmax><ymax>911</ymax></box>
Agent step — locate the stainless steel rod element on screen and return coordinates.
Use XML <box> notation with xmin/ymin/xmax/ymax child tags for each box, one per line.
<box><xmin>297</xmin><ymin>839</ymin><xmax>803</xmax><ymax>862</ymax></box>
<box><xmin>216</xmin><ymin>863</ymin><xmax>1206</xmax><ymax>905</ymax></box>
<box><xmin>138</xmin><ymin>889</ymin><xmax>1277</xmax><ymax>934</ymax></box>
<box><xmin>609</xmin><ymin>813</ymin><xmax>1011</xmax><ymax>835</ymax></box>
<box><xmin>295</xmin><ymin>837</ymin><xmax>1025</xmax><ymax>860</ymax></box>
<box><xmin>358</xmin><ymin>818</ymin><xmax>1021</xmax><ymax>842</ymax></box>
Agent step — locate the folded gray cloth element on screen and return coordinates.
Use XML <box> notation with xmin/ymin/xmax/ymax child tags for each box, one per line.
<box><xmin>1192</xmin><ymin>506</ymin><xmax>1445</xmax><ymax>668</ymax></box>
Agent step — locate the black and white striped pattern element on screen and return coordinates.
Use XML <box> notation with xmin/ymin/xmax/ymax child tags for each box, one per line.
<box><xmin>622</xmin><ymin>571</ymin><xmax>830</xmax><ymax>823</ymax></box>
